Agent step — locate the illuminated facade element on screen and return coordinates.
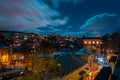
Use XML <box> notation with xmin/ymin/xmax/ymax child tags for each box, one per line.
<box><xmin>83</xmin><ymin>38</ymin><xmax>103</xmax><ymax>53</ymax></box>
<box><xmin>0</xmin><ymin>48</ymin><xmax>10</xmax><ymax>65</ymax></box>
<box><xmin>0</xmin><ymin>47</ymin><xmax>25</xmax><ymax>66</ymax></box>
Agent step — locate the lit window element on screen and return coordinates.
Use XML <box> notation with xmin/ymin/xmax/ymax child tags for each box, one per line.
<box><xmin>89</xmin><ymin>41</ymin><xmax>91</xmax><ymax>44</ymax></box>
<box><xmin>84</xmin><ymin>41</ymin><xmax>87</xmax><ymax>44</ymax></box>
<box><xmin>96</xmin><ymin>41</ymin><xmax>99</xmax><ymax>44</ymax></box>
<box><xmin>92</xmin><ymin>41</ymin><xmax>95</xmax><ymax>44</ymax></box>
<box><xmin>2</xmin><ymin>55</ymin><xmax>8</xmax><ymax>62</ymax></box>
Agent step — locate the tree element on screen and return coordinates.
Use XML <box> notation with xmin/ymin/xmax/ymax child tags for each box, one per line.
<box><xmin>21</xmin><ymin>49</ymin><xmax>64</xmax><ymax>80</ymax></box>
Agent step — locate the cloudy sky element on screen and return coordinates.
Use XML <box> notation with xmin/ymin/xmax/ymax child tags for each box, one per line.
<box><xmin>0</xmin><ymin>0</ymin><xmax>120</xmax><ymax>37</ymax></box>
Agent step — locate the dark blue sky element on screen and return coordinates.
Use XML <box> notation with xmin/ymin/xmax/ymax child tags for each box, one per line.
<box><xmin>0</xmin><ymin>0</ymin><xmax>120</xmax><ymax>37</ymax></box>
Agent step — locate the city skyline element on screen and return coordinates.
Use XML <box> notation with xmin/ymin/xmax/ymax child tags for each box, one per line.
<box><xmin>0</xmin><ymin>0</ymin><xmax>120</xmax><ymax>37</ymax></box>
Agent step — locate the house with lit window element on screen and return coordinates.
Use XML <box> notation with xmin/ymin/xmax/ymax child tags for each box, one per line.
<box><xmin>0</xmin><ymin>44</ymin><xmax>10</xmax><ymax>66</ymax></box>
<box><xmin>82</xmin><ymin>37</ymin><xmax>103</xmax><ymax>53</ymax></box>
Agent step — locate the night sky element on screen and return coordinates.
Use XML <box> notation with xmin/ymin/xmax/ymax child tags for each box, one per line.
<box><xmin>0</xmin><ymin>0</ymin><xmax>120</xmax><ymax>37</ymax></box>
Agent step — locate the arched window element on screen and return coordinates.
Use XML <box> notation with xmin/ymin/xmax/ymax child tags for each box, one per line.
<box><xmin>84</xmin><ymin>41</ymin><xmax>87</xmax><ymax>44</ymax></box>
<box><xmin>89</xmin><ymin>41</ymin><xmax>91</xmax><ymax>44</ymax></box>
<box><xmin>96</xmin><ymin>41</ymin><xmax>99</xmax><ymax>44</ymax></box>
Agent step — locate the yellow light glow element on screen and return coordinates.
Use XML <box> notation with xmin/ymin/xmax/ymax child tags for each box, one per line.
<box><xmin>96</xmin><ymin>41</ymin><xmax>99</xmax><ymax>44</ymax></box>
<box><xmin>92</xmin><ymin>41</ymin><xmax>95</xmax><ymax>44</ymax></box>
<box><xmin>85</xmin><ymin>41</ymin><xmax>87</xmax><ymax>44</ymax></box>
<box><xmin>1</xmin><ymin>55</ymin><xmax>8</xmax><ymax>62</ymax></box>
<box><xmin>89</xmin><ymin>72</ymin><xmax>92</xmax><ymax>76</ymax></box>
<box><xmin>89</xmin><ymin>41</ymin><xmax>91</xmax><ymax>44</ymax></box>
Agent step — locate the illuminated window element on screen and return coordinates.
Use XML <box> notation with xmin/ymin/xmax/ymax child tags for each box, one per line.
<box><xmin>84</xmin><ymin>41</ymin><xmax>87</xmax><ymax>44</ymax></box>
<box><xmin>92</xmin><ymin>41</ymin><xmax>95</xmax><ymax>44</ymax></box>
<box><xmin>96</xmin><ymin>41</ymin><xmax>99</xmax><ymax>44</ymax></box>
<box><xmin>2</xmin><ymin>55</ymin><xmax>8</xmax><ymax>62</ymax></box>
<box><xmin>89</xmin><ymin>41</ymin><xmax>91</xmax><ymax>44</ymax></box>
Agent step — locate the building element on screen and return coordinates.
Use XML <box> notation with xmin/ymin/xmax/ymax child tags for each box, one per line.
<box><xmin>109</xmin><ymin>55</ymin><xmax>118</xmax><ymax>74</ymax></box>
<box><xmin>0</xmin><ymin>46</ymin><xmax>10</xmax><ymax>66</ymax></box>
<box><xmin>94</xmin><ymin>67</ymin><xmax>112</xmax><ymax>80</ymax></box>
<box><xmin>0</xmin><ymin>44</ymin><xmax>26</xmax><ymax>67</ymax></box>
<box><xmin>82</xmin><ymin>38</ymin><xmax>103</xmax><ymax>53</ymax></box>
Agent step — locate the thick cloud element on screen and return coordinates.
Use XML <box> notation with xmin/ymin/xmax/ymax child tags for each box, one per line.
<box><xmin>80</xmin><ymin>13</ymin><xmax>119</xmax><ymax>30</ymax></box>
<box><xmin>79</xmin><ymin>13</ymin><xmax>120</xmax><ymax>37</ymax></box>
<box><xmin>0</xmin><ymin>0</ymin><xmax>68</xmax><ymax>33</ymax></box>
